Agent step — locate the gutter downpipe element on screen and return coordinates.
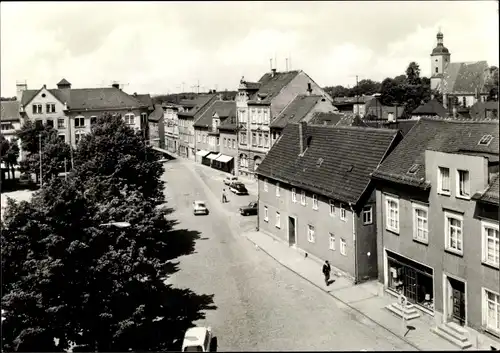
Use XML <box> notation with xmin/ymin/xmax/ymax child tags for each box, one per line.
<box><xmin>349</xmin><ymin>202</ymin><xmax>358</xmax><ymax>285</ymax></box>
<box><xmin>256</xmin><ymin>174</ymin><xmax>260</xmax><ymax>231</ymax></box>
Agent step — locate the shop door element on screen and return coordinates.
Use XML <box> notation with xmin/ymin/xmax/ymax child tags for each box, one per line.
<box><xmin>450</xmin><ymin>278</ymin><xmax>466</xmax><ymax>326</ymax></box>
<box><xmin>288</xmin><ymin>216</ymin><xmax>296</xmax><ymax>246</ymax></box>
<box><xmin>403</xmin><ymin>267</ymin><xmax>418</xmax><ymax>303</ymax></box>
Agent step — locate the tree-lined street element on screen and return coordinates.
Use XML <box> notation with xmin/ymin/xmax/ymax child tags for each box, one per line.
<box><xmin>163</xmin><ymin>158</ymin><xmax>416</xmax><ymax>351</ymax></box>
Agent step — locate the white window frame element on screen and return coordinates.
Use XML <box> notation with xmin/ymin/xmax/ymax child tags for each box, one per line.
<box><xmin>456</xmin><ymin>169</ymin><xmax>471</xmax><ymax>199</ymax></box>
<box><xmin>483</xmin><ymin>288</ymin><xmax>500</xmax><ymax>335</ymax></box>
<box><xmin>32</xmin><ymin>104</ymin><xmax>42</xmax><ymax>114</ymax></box>
<box><xmin>329</xmin><ymin>233</ymin><xmax>335</xmax><ymax>250</ymax></box>
<box><xmin>307</xmin><ymin>224</ymin><xmax>315</xmax><ymax>243</ymax></box>
<box><xmin>340</xmin><ymin>238</ymin><xmax>347</xmax><ymax>256</ymax></box>
<box><xmin>75</xmin><ymin>117</ymin><xmax>85</xmax><ymax>128</ymax></box>
<box><xmin>340</xmin><ymin>204</ymin><xmax>347</xmax><ymax>221</ymax></box>
<box><xmin>362</xmin><ymin>206</ymin><xmax>373</xmax><ymax>225</ymax></box>
<box><xmin>57</xmin><ymin>118</ymin><xmax>65</xmax><ymax>129</ymax></box>
<box><xmin>263</xmin><ymin>179</ymin><xmax>268</xmax><ymax>192</ymax></box>
<box><xmin>75</xmin><ymin>131</ymin><xmax>85</xmax><ymax>144</ymax></box>
<box><xmin>292</xmin><ymin>188</ymin><xmax>297</xmax><ymax>203</ymax></box>
<box><xmin>312</xmin><ymin>194</ymin><xmax>318</xmax><ymax>210</ymax></box>
<box><xmin>385</xmin><ymin>195</ymin><xmax>400</xmax><ymax>233</ymax></box>
<box><xmin>329</xmin><ymin>200</ymin><xmax>336</xmax><ymax>217</ymax></box>
<box><xmin>124</xmin><ymin>113</ymin><xmax>135</xmax><ymax>125</ymax></box>
<box><xmin>197</xmin><ymin>133</ymin><xmax>201</xmax><ymax>143</ymax></box>
<box><xmin>438</xmin><ymin>166</ymin><xmax>451</xmax><ymax>195</ymax></box>
<box><xmin>264</xmin><ymin>206</ymin><xmax>268</xmax><ymax>222</ymax></box>
<box><xmin>275</xmin><ymin>211</ymin><xmax>281</xmax><ymax>228</ymax></box>
<box><xmin>301</xmin><ymin>190</ymin><xmax>306</xmax><ymax>206</ymax></box>
<box><xmin>276</xmin><ymin>182</ymin><xmax>280</xmax><ymax>197</ymax></box>
<box><xmin>412</xmin><ymin>203</ymin><xmax>429</xmax><ymax>244</ymax></box>
<box><xmin>46</xmin><ymin>103</ymin><xmax>56</xmax><ymax>113</ymax></box>
<box><xmin>482</xmin><ymin>220</ymin><xmax>499</xmax><ymax>268</ymax></box>
<box><xmin>444</xmin><ymin>211</ymin><xmax>463</xmax><ymax>255</ymax></box>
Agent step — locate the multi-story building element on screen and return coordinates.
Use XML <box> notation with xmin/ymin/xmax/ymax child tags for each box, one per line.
<box><xmin>193</xmin><ymin>100</ymin><xmax>236</xmax><ymax>172</ymax></box>
<box><xmin>148</xmin><ymin>104</ymin><xmax>165</xmax><ymax>149</ymax></box>
<box><xmin>371</xmin><ymin>117</ymin><xmax>500</xmax><ymax>349</ymax></box>
<box><xmin>163</xmin><ymin>103</ymin><xmax>182</xmax><ymax>153</ymax></box>
<box><xmin>17</xmin><ymin>79</ymin><xmax>150</xmax><ymax>148</ymax></box>
<box><xmin>218</xmin><ymin>117</ymin><xmax>238</xmax><ymax>173</ymax></box>
<box><xmin>236</xmin><ymin>69</ymin><xmax>330</xmax><ymax>178</ymax></box>
<box><xmin>1</xmin><ymin>100</ymin><xmax>22</xmax><ymax>160</ymax></box>
<box><xmin>255</xmin><ymin>121</ymin><xmax>403</xmax><ymax>282</ymax></box>
<box><xmin>430</xmin><ymin>31</ymin><xmax>491</xmax><ymax>109</ymax></box>
<box><xmin>331</xmin><ymin>95</ymin><xmax>375</xmax><ymax>117</ymax></box>
<box><xmin>177</xmin><ymin>94</ymin><xmax>217</xmax><ymax>160</ymax></box>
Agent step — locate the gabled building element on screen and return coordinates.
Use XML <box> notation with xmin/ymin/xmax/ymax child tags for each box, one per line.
<box><xmin>177</xmin><ymin>94</ymin><xmax>217</xmax><ymax>160</ymax></box>
<box><xmin>17</xmin><ymin>79</ymin><xmax>151</xmax><ymax>147</ymax></box>
<box><xmin>0</xmin><ymin>100</ymin><xmax>22</xmax><ymax>162</ymax></box>
<box><xmin>148</xmin><ymin>104</ymin><xmax>165</xmax><ymax>149</ymax></box>
<box><xmin>469</xmin><ymin>101</ymin><xmax>499</xmax><ymax>120</ymax></box>
<box><xmin>236</xmin><ymin>69</ymin><xmax>330</xmax><ymax>178</ymax></box>
<box><xmin>256</xmin><ymin>121</ymin><xmax>403</xmax><ymax>283</ymax></box>
<box><xmin>163</xmin><ymin>102</ymin><xmax>182</xmax><ymax>153</ymax></box>
<box><xmin>371</xmin><ymin>117</ymin><xmax>500</xmax><ymax>349</ymax></box>
<box><xmin>411</xmin><ymin>99</ymin><xmax>448</xmax><ymax>119</ymax></box>
<box><xmin>193</xmin><ymin>100</ymin><xmax>236</xmax><ymax>173</ymax></box>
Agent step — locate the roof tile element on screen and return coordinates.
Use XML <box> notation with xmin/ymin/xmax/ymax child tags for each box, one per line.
<box><xmin>1</xmin><ymin>101</ymin><xmax>21</xmax><ymax>122</ymax></box>
<box><xmin>193</xmin><ymin>101</ymin><xmax>236</xmax><ymax>128</ymax></box>
<box><xmin>270</xmin><ymin>95</ymin><xmax>326</xmax><ymax>128</ymax></box>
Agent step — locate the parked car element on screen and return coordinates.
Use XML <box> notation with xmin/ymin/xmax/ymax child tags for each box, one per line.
<box><xmin>239</xmin><ymin>201</ymin><xmax>258</xmax><ymax>216</ymax></box>
<box><xmin>182</xmin><ymin>326</ymin><xmax>213</xmax><ymax>352</ymax></box>
<box><xmin>229</xmin><ymin>182</ymin><xmax>248</xmax><ymax>195</ymax></box>
<box><xmin>224</xmin><ymin>175</ymin><xmax>238</xmax><ymax>186</ymax></box>
<box><xmin>192</xmin><ymin>200</ymin><xmax>209</xmax><ymax>215</ymax></box>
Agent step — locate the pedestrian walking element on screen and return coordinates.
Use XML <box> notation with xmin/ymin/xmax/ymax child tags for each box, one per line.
<box><xmin>322</xmin><ymin>260</ymin><xmax>331</xmax><ymax>285</ymax></box>
<box><xmin>222</xmin><ymin>189</ymin><xmax>228</xmax><ymax>203</ymax></box>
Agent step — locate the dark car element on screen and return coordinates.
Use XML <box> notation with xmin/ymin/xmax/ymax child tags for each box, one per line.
<box><xmin>229</xmin><ymin>182</ymin><xmax>248</xmax><ymax>195</ymax></box>
<box><xmin>239</xmin><ymin>201</ymin><xmax>258</xmax><ymax>216</ymax></box>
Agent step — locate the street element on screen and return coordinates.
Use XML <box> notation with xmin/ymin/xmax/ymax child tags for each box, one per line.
<box><xmin>163</xmin><ymin>159</ymin><xmax>416</xmax><ymax>351</ymax></box>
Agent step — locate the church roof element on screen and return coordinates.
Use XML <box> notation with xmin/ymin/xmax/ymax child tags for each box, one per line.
<box><xmin>438</xmin><ymin>61</ymin><xmax>490</xmax><ymax>95</ymax></box>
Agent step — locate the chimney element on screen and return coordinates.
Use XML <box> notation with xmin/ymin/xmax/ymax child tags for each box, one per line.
<box><xmin>299</xmin><ymin>121</ymin><xmax>307</xmax><ymax>155</ymax></box>
<box><xmin>443</xmin><ymin>92</ymin><xmax>448</xmax><ymax>109</ymax></box>
<box><xmin>271</xmin><ymin>68</ymin><xmax>277</xmax><ymax>77</ymax></box>
<box><xmin>16</xmin><ymin>80</ymin><xmax>27</xmax><ymax>102</ymax></box>
<box><xmin>112</xmin><ymin>82</ymin><xmax>120</xmax><ymax>89</ymax></box>
<box><xmin>307</xmin><ymin>83</ymin><xmax>312</xmax><ymax>96</ymax></box>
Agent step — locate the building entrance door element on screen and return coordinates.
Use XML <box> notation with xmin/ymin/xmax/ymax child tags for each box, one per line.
<box><xmin>403</xmin><ymin>267</ymin><xmax>418</xmax><ymax>303</ymax></box>
<box><xmin>448</xmin><ymin>277</ymin><xmax>466</xmax><ymax>326</ymax></box>
<box><xmin>288</xmin><ymin>216</ymin><xmax>296</xmax><ymax>246</ymax></box>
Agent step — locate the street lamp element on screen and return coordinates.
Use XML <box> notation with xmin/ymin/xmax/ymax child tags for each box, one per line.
<box><xmin>99</xmin><ymin>221</ymin><xmax>131</xmax><ymax>228</ymax></box>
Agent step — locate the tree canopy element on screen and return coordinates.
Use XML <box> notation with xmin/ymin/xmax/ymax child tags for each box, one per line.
<box><xmin>1</xmin><ymin>135</ymin><xmax>20</xmax><ymax>180</ymax></box>
<box><xmin>2</xmin><ymin>113</ymin><xmax>215</xmax><ymax>352</ymax></box>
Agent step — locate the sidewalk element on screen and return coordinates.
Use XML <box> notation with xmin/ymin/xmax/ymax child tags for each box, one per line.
<box><xmin>242</xmin><ymin>230</ymin><xmax>461</xmax><ymax>351</ymax></box>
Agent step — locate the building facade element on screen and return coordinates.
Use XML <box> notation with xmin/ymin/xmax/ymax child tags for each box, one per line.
<box><xmin>256</xmin><ymin>121</ymin><xmax>402</xmax><ymax>282</ymax></box>
<box><xmin>148</xmin><ymin>104</ymin><xmax>165</xmax><ymax>148</ymax></box>
<box><xmin>236</xmin><ymin>69</ymin><xmax>330</xmax><ymax>178</ymax></box>
<box><xmin>1</xmin><ymin>100</ymin><xmax>22</xmax><ymax>159</ymax></box>
<box><xmin>163</xmin><ymin>103</ymin><xmax>181</xmax><ymax>153</ymax></box>
<box><xmin>372</xmin><ymin>117</ymin><xmax>500</xmax><ymax>348</ymax></box>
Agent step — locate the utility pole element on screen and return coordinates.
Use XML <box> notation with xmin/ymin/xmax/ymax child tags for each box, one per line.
<box><xmin>38</xmin><ymin>134</ymin><xmax>43</xmax><ymax>187</ymax></box>
<box><xmin>64</xmin><ymin>158</ymin><xmax>67</xmax><ymax>180</ymax></box>
<box><xmin>356</xmin><ymin>75</ymin><xmax>360</xmax><ymax>116</ymax></box>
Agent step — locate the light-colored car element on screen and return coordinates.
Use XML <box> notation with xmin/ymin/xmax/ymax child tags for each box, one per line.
<box><xmin>182</xmin><ymin>326</ymin><xmax>213</xmax><ymax>352</ymax></box>
<box><xmin>193</xmin><ymin>200</ymin><xmax>209</xmax><ymax>215</ymax></box>
<box><xmin>224</xmin><ymin>176</ymin><xmax>238</xmax><ymax>186</ymax></box>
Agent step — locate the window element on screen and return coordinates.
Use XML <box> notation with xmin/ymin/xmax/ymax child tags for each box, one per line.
<box><xmin>312</xmin><ymin>194</ymin><xmax>318</xmax><ymax>210</ymax></box>
<box><xmin>203</xmin><ymin>135</ymin><xmax>207</xmax><ymax>143</ymax></box>
<box><xmin>32</xmin><ymin>104</ymin><xmax>42</xmax><ymax>114</ymax></box>
<box><xmin>329</xmin><ymin>200</ymin><xmax>336</xmax><ymax>217</ymax></box>
<box><xmin>58</xmin><ymin>134</ymin><xmax>65</xmax><ymax>142</ymax></box>
<box><xmin>264</xmin><ymin>207</ymin><xmax>268</xmax><ymax>222</ymax></box>
<box><xmin>264</xmin><ymin>133</ymin><xmax>269</xmax><ymax>147</ymax></box>
<box><xmin>438</xmin><ymin>167</ymin><xmax>450</xmax><ymax>194</ymax></box>
<box><xmin>197</xmin><ymin>134</ymin><xmax>201</xmax><ymax>143</ymax></box>
<box><xmin>240</xmin><ymin>132</ymin><xmax>247</xmax><ymax>145</ymax></box>
<box><xmin>445</xmin><ymin>211</ymin><xmax>463</xmax><ymax>255</ymax></box>
<box><xmin>483</xmin><ymin>289</ymin><xmax>500</xmax><ymax>334</ymax></box>
<box><xmin>263</xmin><ymin>178</ymin><xmax>268</xmax><ymax>192</ymax></box>
<box><xmin>329</xmin><ymin>233</ymin><xmax>335</xmax><ymax>250</ymax></box>
<box><xmin>90</xmin><ymin>116</ymin><xmax>97</xmax><ymax>126</ymax></box>
<box><xmin>307</xmin><ymin>224</ymin><xmax>315</xmax><ymax>243</ymax></box>
<box><xmin>340</xmin><ymin>238</ymin><xmax>347</xmax><ymax>256</ymax></box>
<box><xmin>456</xmin><ymin>169</ymin><xmax>470</xmax><ymax>198</ymax></box>
<box><xmin>482</xmin><ymin>221</ymin><xmax>499</xmax><ymax>268</ymax></box>
<box><xmin>75</xmin><ymin>117</ymin><xmax>85</xmax><ymax>128</ymax></box>
<box><xmin>46</xmin><ymin>103</ymin><xmax>56</xmax><ymax>113</ymax></box>
<box><xmin>57</xmin><ymin>118</ymin><xmax>65</xmax><ymax>129</ymax></box>
<box><xmin>412</xmin><ymin>204</ymin><xmax>429</xmax><ymax>243</ymax></box>
<box><xmin>292</xmin><ymin>188</ymin><xmax>297</xmax><ymax>203</ymax></box>
<box><xmin>141</xmin><ymin>112</ymin><xmax>147</xmax><ymax>121</ymax></box>
<box><xmin>301</xmin><ymin>190</ymin><xmax>306</xmax><ymax>205</ymax></box>
<box><xmin>340</xmin><ymin>204</ymin><xmax>347</xmax><ymax>221</ymax></box>
<box><xmin>223</xmin><ymin>138</ymin><xmax>227</xmax><ymax>147</ymax></box>
<box><xmin>216</xmin><ymin>137</ymin><xmax>220</xmax><ymax>146</ymax></box>
<box><xmin>124</xmin><ymin>113</ymin><xmax>135</xmax><ymax>125</ymax></box>
<box><xmin>75</xmin><ymin>131</ymin><xmax>85</xmax><ymax>144</ymax></box>
<box><xmin>232</xmin><ymin>140</ymin><xmax>236</xmax><ymax>149</ymax></box>
<box><xmin>275</xmin><ymin>212</ymin><xmax>281</xmax><ymax>228</ymax></box>
<box><xmin>251</xmin><ymin>109</ymin><xmax>256</xmax><ymax>123</ymax></box>
<box><xmin>275</xmin><ymin>182</ymin><xmax>280</xmax><ymax>197</ymax></box>
<box><xmin>46</xmin><ymin>119</ymin><xmax>54</xmax><ymax>128</ymax></box>
<box><xmin>363</xmin><ymin>206</ymin><xmax>373</xmax><ymax>225</ymax></box>
<box><xmin>435</xmin><ymin>67</ymin><xmax>439</xmax><ymax>73</ymax></box>
<box><xmin>385</xmin><ymin>195</ymin><xmax>399</xmax><ymax>233</ymax></box>
<box><xmin>479</xmin><ymin>135</ymin><xmax>494</xmax><ymax>146</ymax></box>
<box><xmin>462</xmin><ymin>96</ymin><xmax>467</xmax><ymax>107</ymax></box>
<box><xmin>252</xmin><ymin>132</ymin><xmax>257</xmax><ymax>146</ymax></box>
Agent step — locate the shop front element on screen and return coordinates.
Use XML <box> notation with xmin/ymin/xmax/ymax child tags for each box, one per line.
<box><xmin>196</xmin><ymin>150</ymin><xmax>211</xmax><ymax>164</ymax></box>
<box><xmin>214</xmin><ymin>154</ymin><xmax>234</xmax><ymax>174</ymax></box>
<box><xmin>205</xmin><ymin>152</ymin><xmax>221</xmax><ymax>168</ymax></box>
<box><xmin>385</xmin><ymin>249</ymin><xmax>435</xmax><ymax>312</ymax></box>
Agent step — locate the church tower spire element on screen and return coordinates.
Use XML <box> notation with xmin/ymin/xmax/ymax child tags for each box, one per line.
<box><xmin>430</xmin><ymin>29</ymin><xmax>451</xmax><ymax>91</ymax></box>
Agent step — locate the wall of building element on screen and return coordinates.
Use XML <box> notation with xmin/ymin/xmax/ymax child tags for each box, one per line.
<box><xmin>195</xmin><ymin>128</ymin><xmax>220</xmax><ymax>153</ymax></box>
<box><xmin>354</xmin><ymin>189</ymin><xmax>378</xmax><ymax>282</ymax></box>
<box><xmin>219</xmin><ymin>130</ymin><xmax>238</xmax><ymax>157</ymax></box>
<box><xmin>258</xmin><ymin>176</ymin><xmax>358</xmax><ymax>278</ymax></box>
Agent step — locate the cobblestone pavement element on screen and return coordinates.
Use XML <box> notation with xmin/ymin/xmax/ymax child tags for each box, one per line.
<box><xmin>162</xmin><ymin>159</ymin><xmax>417</xmax><ymax>351</ymax></box>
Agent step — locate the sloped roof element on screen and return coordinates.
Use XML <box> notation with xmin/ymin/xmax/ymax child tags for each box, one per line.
<box><xmin>218</xmin><ymin>115</ymin><xmax>238</xmax><ymax>131</ymax></box>
<box><xmin>439</xmin><ymin>61</ymin><xmax>489</xmax><ymax>94</ymax></box>
<box><xmin>134</xmin><ymin>93</ymin><xmax>154</xmax><ymax>108</ymax></box>
<box><xmin>148</xmin><ymin>104</ymin><xmax>164</xmax><ymax>122</ymax></box>
<box><xmin>372</xmin><ymin>118</ymin><xmax>500</xmax><ymax>189</ymax></box>
<box><xmin>193</xmin><ymin>100</ymin><xmax>236</xmax><ymax>128</ymax></box>
<box><xmin>473</xmin><ymin>174</ymin><xmax>499</xmax><ymax>205</ymax></box>
<box><xmin>247</xmin><ymin>70</ymin><xmax>300</xmax><ymax>104</ymax></box>
<box><xmin>469</xmin><ymin>101</ymin><xmax>499</xmax><ymax>120</ymax></box>
<box><xmin>309</xmin><ymin>112</ymin><xmax>344</xmax><ymax>126</ymax></box>
<box><xmin>256</xmin><ymin>123</ymin><xmax>400</xmax><ymax>205</ymax></box>
<box><xmin>57</xmin><ymin>78</ymin><xmax>71</xmax><ymax>86</ymax></box>
<box><xmin>333</xmin><ymin>95</ymin><xmax>374</xmax><ymax>105</ymax></box>
<box><xmin>335</xmin><ymin>113</ymin><xmax>366</xmax><ymax>127</ymax></box>
<box><xmin>1</xmin><ymin>101</ymin><xmax>21</xmax><ymax>122</ymax></box>
<box><xmin>270</xmin><ymin>95</ymin><xmax>325</xmax><ymax>128</ymax></box>
<box><xmin>411</xmin><ymin>99</ymin><xmax>448</xmax><ymax>117</ymax></box>
<box><xmin>177</xmin><ymin>94</ymin><xmax>217</xmax><ymax>119</ymax></box>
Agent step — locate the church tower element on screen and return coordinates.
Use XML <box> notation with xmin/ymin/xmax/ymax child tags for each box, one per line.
<box><xmin>430</xmin><ymin>30</ymin><xmax>451</xmax><ymax>91</ymax></box>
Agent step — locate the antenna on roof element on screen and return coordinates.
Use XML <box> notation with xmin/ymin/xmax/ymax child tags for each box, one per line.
<box><xmin>289</xmin><ymin>52</ymin><xmax>292</xmax><ymax>70</ymax></box>
<box><xmin>274</xmin><ymin>53</ymin><xmax>277</xmax><ymax>71</ymax></box>
<box><xmin>269</xmin><ymin>58</ymin><xmax>273</xmax><ymax>72</ymax></box>
<box><xmin>286</xmin><ymin>58</ymin><xmax>288</xmax><ymax>72</ymax></box>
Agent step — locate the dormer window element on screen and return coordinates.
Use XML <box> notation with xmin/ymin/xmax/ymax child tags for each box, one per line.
<box><xmin>212</xmin><ymin>118</ymin><xmax>220</xmax><ymax>132</ymax></box>
<box><xmin>479</xmin><ymin>135</ymin><xmax>493</xmax><ymax>146</ymax></box>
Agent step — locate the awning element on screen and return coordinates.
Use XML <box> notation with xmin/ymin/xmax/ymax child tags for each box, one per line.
<box><xmin>207</xmin><ymin>153</ymin><xmax>222</xmax><ymax>160</ymax></box>
<box><xmin>215</xmin><ymin>154</ymin><xmax>234</xmax><ymax>163</ymax></box>
<box><xmin>196</xmin><ymin>150</ymin><xmax>211</xmax><ymax>157</ymax></box>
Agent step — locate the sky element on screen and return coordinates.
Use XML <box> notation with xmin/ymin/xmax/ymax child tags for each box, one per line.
<box><xmin>1</xmin><ymin>1</ymin><xmax>498</xmax><ymax>97</ymax></box>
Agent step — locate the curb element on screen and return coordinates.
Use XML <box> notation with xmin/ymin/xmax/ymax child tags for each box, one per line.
<box><xmin>243</xmin><ymin>234</ymin><xmax>422</xmax><ymax>351</ymax></box>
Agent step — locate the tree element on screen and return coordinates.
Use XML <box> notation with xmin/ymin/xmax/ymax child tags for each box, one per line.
<box><xmin>485</xmin><ymin>66</ymin><xmax>499</xmax><ymax>101</ymax></box>
<box><xmin>0</xmin><ymin>136</ymin><xmax>20</xmax><ymax>180</ymax></box>
<box><xmin>405</xmin><ymin>62</ymin><xmax>422</xmax><ymax>85</ymax></box>
<box><xmin>324</xmin><ymin>85</ymin><xmax>351</xmax><ymax>98</ymax></box>
<box><xmin>1</xmin><ymin>113</ymin><xmax>215</xmax><ymax>351</ymax></box>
